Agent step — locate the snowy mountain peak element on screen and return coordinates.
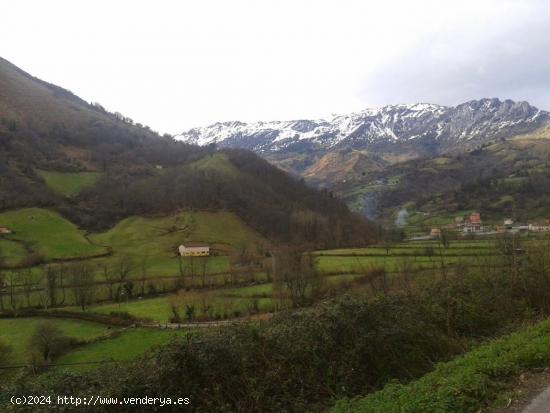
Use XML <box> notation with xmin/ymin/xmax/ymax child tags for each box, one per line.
<box><xmin>176</xmin><ymin>99</ymin><xmax>548</xmax><ymax>154</ymax></box>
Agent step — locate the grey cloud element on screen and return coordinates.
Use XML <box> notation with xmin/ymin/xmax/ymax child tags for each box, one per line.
<box><xmin>359</xmin><ymin>4</ymin><xmax>550</xmax><ymax>110</ymax></box>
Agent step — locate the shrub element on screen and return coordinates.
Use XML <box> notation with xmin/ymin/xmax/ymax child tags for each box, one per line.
<box><xmin>28</xmin><ymin>322</ymin><xmax>71</xmax><ymax>362</ymax></box>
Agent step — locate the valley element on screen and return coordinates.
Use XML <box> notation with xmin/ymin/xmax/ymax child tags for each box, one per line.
<box><xmin>177</xmin><ymin>99</ymin><xmax>550</xmax><ymax>226</ymax></box>
<box><xmin>2</xmin><ymin>53</ymin><xmax>550</xmax><ymax>413</ymax></box>
<box><xmin>2</xmin><ymin>205</ymin><xmax>549</xmax><ymax>382</ymax></box>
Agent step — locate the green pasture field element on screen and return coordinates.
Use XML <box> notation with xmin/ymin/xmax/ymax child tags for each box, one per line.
<box><xmin>77</xmin><ymin>292</ymin><xmax>276</xmax><ymax>323</ymax></box>
<box><xmin>0</xmin><ymin>237</ymin><xmax>28</xmax><ymax>266</ymax></box>
<box><xmin>316</xmin><ymin>242</ymin><xmax>495</xmax><ymax>257</ymax></box>
<box><xmin>0</xmin><ymin>317</ymin><xmax>110</xmax><ymax>366</ymax></box>
<box><xmin>37</xmin><ymin>170</ymin><xmax>104</xmax><ymax>197</ymax></box>
<box><xmin>0</xmin><ymin>208</ymin><xmax>106</xmax><ymax>261</ymax></box>
<box><xmin>85</xmin><ymin>254</ymin><xmax>231</xmax><ymax>281</ymax></box>
<box><xmin>88</xmin><ymin>210</ymin><xmax>267</xmax><ymax>278</ymax></box>
<box><xmin>54</xmin><ymin>329</ymin><xmax>180</xmax><ymax>371</ymax></box>
<box><xmin>314</xmin><ymin>238</ymin><xmax>503</xmax><ymax>273</ymax></box>
<box><xmin>91</xmin><ymin>210</ymin><xmax>264</xmax><ymax>253</ymax></box>
<box><xmin>316</xmin><ymin>254</ymin><xmax>463</xmax><ymax>274</ymax></box>
<box><xmin>79</xmin><ymin>273</ymin><xmax>372</xmax><ymax>323</ymax></box>
<box><xmin>0</xmin><ymin>208</ymin><xmax>270</xmax><ymax>310</ymax></box>
<box><xmin>190</xmin><ymin>152</ymin><xmax>241</xmax><ymax>176</ymax></box>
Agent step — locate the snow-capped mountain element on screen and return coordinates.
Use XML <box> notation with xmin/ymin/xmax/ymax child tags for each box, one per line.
<box><xmin>176</xmin><ymin>99</ymin><xmax>548</xmax><ymax>155</ymax></box>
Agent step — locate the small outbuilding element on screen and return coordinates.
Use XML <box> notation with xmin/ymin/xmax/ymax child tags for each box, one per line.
<box><xmin>178</xmin><ymin>243</ymin><xmax>210</xmax><ymax>257</ymax></box>
<box><xmin>0</xmin><ymin>227</ymin><xmax>11</xmax><ymax>234</ymax></box>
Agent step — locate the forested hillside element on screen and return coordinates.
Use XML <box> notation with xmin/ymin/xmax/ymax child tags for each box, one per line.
<box><xmin>0</xmin><ymin>57</ymin><xmax>375</xmax><ymax>247</ymax></box>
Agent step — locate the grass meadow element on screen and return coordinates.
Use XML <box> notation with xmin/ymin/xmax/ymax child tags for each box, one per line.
<box><xmin>0</xmin><ymin>317</ymin><xmax>110</xmax><ymax>365</ymax></box>
<box><xmin>0</xmin><ymin>208</ymin><xmax>106</xmax><ymax>261</ymax></box>
<box><xmin>36</xmin><ymin>170</ymin><xmax>104</xmax><ymax>197</ymax></box>
<box><xmin>53</xmin><ymin>329</ymin><xmax>182</xmax><ymax>371</ymax></box>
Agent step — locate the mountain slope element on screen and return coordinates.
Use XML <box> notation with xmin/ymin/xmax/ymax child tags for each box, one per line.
<box><xmin>340</xmin><ymin>131</ymin><xmax>550</xmax><ymax>222</ymax></box>
<box><xmin>0</xmin><ymin>57</ymin><xmax>374</xmax><ymax>247</ymax></box>
<box><xmin>303</xmin><ymin>150</ymin><xmax>389</xmax><ymax>185</ymax></box>
<box><xmin>176</xmin><ymin>99</ymin><xmax>550</xmax><ymax>219</ymax></box>
<box><xmin>0</xmin><ymin>56</ymin><xmax>118</xmax><ymax>131</ymax></box>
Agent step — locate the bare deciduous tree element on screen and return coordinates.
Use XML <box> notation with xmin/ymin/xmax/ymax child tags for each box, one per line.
<box><xmin>273</xmin><ymin>248</ymin><xmax>322</xmax><ymax>307</ymax></box>
<box><xmin>21</xmin><ymin>268</ymin><xmax>34</xmax><ymax>307</ymax></box>
<box><xmin>28</xmin><ymin>322</ymin><xmax>69</xmax><ymax>362</ymax></box>
<box><xmin>6</xmin><ymin>271</ymin><xmax>19</xmax><ymax>315</ymax></box>
<box><xmin>70</xmin><ymin>263</ymin><xmax>95</xmax><ymax>311</ymax></box>
<box><xmin>114</xmin><ymin>256</ymin><xmax>134</xmax><ymax>303</ymax></box>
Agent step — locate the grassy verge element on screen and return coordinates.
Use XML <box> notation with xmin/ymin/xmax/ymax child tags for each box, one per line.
<box><xmin>332</xmin><ymin>318</ymin><xmax>550</xmax><ymax>413</ymax></box>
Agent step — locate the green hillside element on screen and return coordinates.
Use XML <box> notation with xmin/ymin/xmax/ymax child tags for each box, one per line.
<box><xmin>191</xmin><ymin>152</ymin><xmax>240</xmax><ymax>176</ymax></box>
<box><xmin>87</xmin><ymin>210</ymin><xmax>267</xmax><ymax>277</ymax></box>
<box><xmin>332</xmin><ymin>133</ymin><xmax>550</xmax><ymax>224</ymax></box>
<box><xmin>92</xmin><ymin>210</ymin><xmax>265</xmax><ymax>253</ymax></box>
<box><xmin>1</xmin><ymin>57</ymin><xmax>374</xmax><ymax>249</ymax></box>
<box><xmin>0</xmin><ymin>208</ymin><xmax>106</xmax><ymax>261</ymax></box>
<box><xmin>37</xmin><ymin>170</ymin><xmax>104</xmax><ymax>197</ymax></box>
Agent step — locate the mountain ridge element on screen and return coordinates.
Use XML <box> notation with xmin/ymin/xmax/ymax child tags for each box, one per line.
<box><xmin>176</xmin><ymin>98</ymin><xmax>548</xmax><ymax>157</ymax></box>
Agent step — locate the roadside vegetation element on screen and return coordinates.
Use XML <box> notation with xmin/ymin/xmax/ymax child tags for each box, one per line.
<box><xmin>332</xmin><ymin>318</ymin><xmax>550</xmax><ymax>413</ymax></box>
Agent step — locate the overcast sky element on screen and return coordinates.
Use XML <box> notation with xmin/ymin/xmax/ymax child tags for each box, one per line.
<box><xmin>2</xmin><ymin>0</ymin><xmax>550</xmax><ymax>134</ymax></box>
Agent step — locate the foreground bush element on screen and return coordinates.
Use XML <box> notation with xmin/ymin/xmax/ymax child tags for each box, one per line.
<box><xmin>0</xmin><ymin>294</ymin><xmax>459</xmax><ymax>412</ymax></box>
<box><xmin>332</xmin><ymin>317</ymin><xmax>550</xmax><ymax>413</ymax></box>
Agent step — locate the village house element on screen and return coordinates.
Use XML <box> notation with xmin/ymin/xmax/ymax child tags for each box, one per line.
<box><xmin>456</xmin><ymin>212</ymin><xmax>483</xmax><ymax>233</ymax></box>
<box><xmin>430</xmin><ymin>228</ymin><xmax>441</xmax><ymax>238</ymax></box>
<box><xmin>178</xmin><ymin>243</ymin><xmax>210</xmax><ymax>257</ymax></box>
<box><xmin>0</xmin><ymin>227</ymin><xmax>11</xmax><ymax>234</ymax></box>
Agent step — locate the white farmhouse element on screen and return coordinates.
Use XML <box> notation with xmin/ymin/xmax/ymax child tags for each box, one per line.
<box><xmin>178</xmin><ymin>243</ymin><xmax>210</xmax><ymax>257</ymax></box>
